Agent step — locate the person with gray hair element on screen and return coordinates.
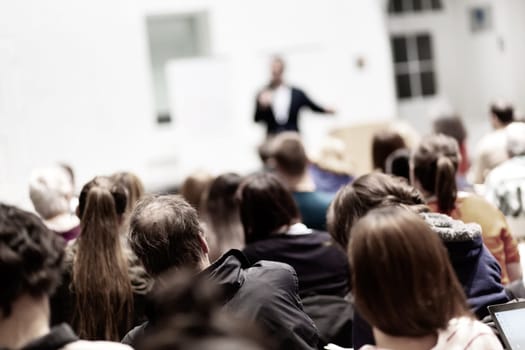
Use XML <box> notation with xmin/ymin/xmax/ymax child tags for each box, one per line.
<box><xmin>28</xmin><ymin>165</ymin><xmax>80</xmax><ymax>241</ymax></box>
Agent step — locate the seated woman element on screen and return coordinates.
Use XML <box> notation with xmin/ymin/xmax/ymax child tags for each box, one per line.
<box><xmin>351</xmin><ymin>207</ymin><xmax>502</xmax><ymax>350</ymax></box>
<box><xmin>238</xmin><ymin>172</ymin><xmax>349</xmax><ymax>298</ymax></box>
<box><xmin>412</xmin><ymin>134</ymin><xmax>522</xmax><ymax>285</ymax></box>
<box><xmin>51</xmin><ymin>176</ymin><xmax>149</xmax><ymax>341</ymax></box>
<box><xmin>201</xmin><ymin>173</ymin><xmax>245</xmax><ymax>261</ymax></box>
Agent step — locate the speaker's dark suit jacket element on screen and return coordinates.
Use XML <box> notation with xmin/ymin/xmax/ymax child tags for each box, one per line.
<box><xmin>254</xmin><ymin>86</ymin><xmax>327</xmax><ymax>135</ymax></box>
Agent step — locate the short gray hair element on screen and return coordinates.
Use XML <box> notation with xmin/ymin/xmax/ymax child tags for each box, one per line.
<box><xmin>29</xmin><ymin>166</ymin><xmax>73</xmax><ymax>219</ymax></box>
<box><xmin>506</xmin><ymin>122</ymin><xmax>525</xmax><ymax>157</ymax></box>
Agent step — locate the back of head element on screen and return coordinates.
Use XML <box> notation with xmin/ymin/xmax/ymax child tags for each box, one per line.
<box><xmin>327</xmin><ymin>172</ymin><xmax>425</xmax><ymax>250</ymax></box>
<box><xmin>505</xmin><ymin>122</ymin><xmax>525</xmax><ymax>157</ymax></box>
<box><xmin>136</xmin><ymin>271</ymin><xmax>273</xmax><ymax>350</ymax></box>
<box><xmin>129</xmin><ymin>195</ymin><xmax>204</xmax><ymax>276</ymax></box>
<box><xmin>268</xmin><ymin>132</ymin><xmax>308</xmax><ymax>177</ymax></box>
<box><xmin>311</xmin><ymin>137</ymin><xmax>353</xmax><ymax>175</ymax></box>
<box><xmin>0</xmin><ymin>203</ymin><xmax>64</xmax><ymax>317</ymax></box>
<box><xmin>372</xmin><ymin>129</ymin><xmax>406</xmax><ymax>172</ymax></box>
<box><xmin>29</xmin><ymin>166</ymin><xmax>74</xmax><ymax>219</ymax></box>
<box><xmin>432</xmin><ymin>115</ymin><xmax>467</xmax><ymax>145</ymax></box>
<box><xmin>180</xmin><ymin>171</ymin><xmax>213</xmax><ymax>213</ymax></box>
<box><xmin>75</xmin><ymin>176</ymin><xmax>132</xmax><ymax>340</ymax></box>
<box><xmin>203</xmin><ymin>173</ymin><xmax>244</xmax><ymax>250</ymax></box>
<box><xmin>491</xmin><ymin>100</ymin><xmax>514</xmax><ymax>126</ymax></box>
<box><xmin>349</xmin><ymin>206</ymin><xmax>469</xmax><ymax>337</ymax></box>
<box><xmin>237</xmin><ymin>172</ymin><xmax>299</xmax><ymax>243</ymax></box>
<box><xmin>412</xmin><ymin>134</ymin><xmax>459</xmax><ymax>214</ymax></box>
<box><xmin>384</xmin><ymin>148</ymin><xmax>411</xmax><ymax>181</ymax></box>
<box><xmin>112</xmin><ymin>171</ymin><xmax>145</xmax><ymax>214</ymax></box>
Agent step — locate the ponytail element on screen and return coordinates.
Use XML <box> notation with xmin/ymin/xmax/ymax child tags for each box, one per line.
<box><xmin>412</xmin><ymin>134</ymin><xmax>460</xmax><ymax>215</ymax></box>
<box><xmin>435</xmin><ymin>156</ymin><xmax>457</xmax><ymax>214</ymax></box>
<box><xmin>73</xmin><ymin>177</ymin><xmax>133</xmax><ymax>340</ymax></box>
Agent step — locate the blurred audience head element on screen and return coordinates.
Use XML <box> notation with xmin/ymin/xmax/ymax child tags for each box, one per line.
<box><xmin>505</xmin><ymin>122</ymin><xmax>525</xmax><ymax>158</ymax></box>
<box><xmin>490</xmin><ymin>100</ymin><xmax>514</xmax><ymax>129</ymax></box>
<box><xmin>384</xmin><ymin>148</ymin><xmax>411</xmax><ymax>181</ymax></box>
<box><xmin>29</xmin><ymin>166</ymin><xmax>74</xmax><ymax>220</ymax></box>
<box><xmin>311</xmin><ymin>136</ymin><xmax>353</xmax><ymax>175</ymax></box>
<box><xmin>129</xmin><ymin>195</ymin><xmax>208</xmax><ymax>277</ymax></box>
<box><xmin>327</xmin><ymin>173</ymin><xmax>425</xmax><ymax>250</ymax></box>
<box><xmin>237</xmin><ymin>172</ymin><xmax>300</xmax><ymax>244</ymax></box>
<box><xmin>202</xmin><ymin>173</ymin><xmax>244</xmax><ymax>256</ymax></box>
<box><xmin>267</xmin><ymin>132</ymin><xmax>309</xmax><ymax>180</ymax></box>
<box><xmin>180</xmin><ymin>170</ymin><xmax>214</xmax><ymax>214</ymax></box>
<box><xmin>112</xmin><ymin>171</ymin><xmax>145</xmax><ymax>214</ymax></box>
<box><xmin>75</xmin><ymin>176</ymin><xmax>133</xmax><ymax>340</ymax></box>
<box><xmin>349</xmin><ymin>206</ymin><xmax>469</xmax><ymax>338</ymax></box>
<box><xmin>372</xmin><ymin>129</ymin><xmax>406</xmax><ymax>172</ymax></box>
<box><xmin>0</xmin><ymin>203</ymin><xmax>64</xmax><ymax>318</ymax></box>
<box><xmin>136</xmin><ymin>271</ymin><xmax>273</xmax><ymax>350</ymax></box>
<box><xmin>411</xmin><ymin>134</ymin><xmax>459</xmax><ymax>214</ymax></box>
<box><xmin>432</xmin><ymin>114</ymin><xmax>467</xmax><ymax>146</ymax></box>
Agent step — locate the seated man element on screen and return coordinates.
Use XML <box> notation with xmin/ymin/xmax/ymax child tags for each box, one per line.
<box><xmin>0</xmin><ymin>203</ymin><xmax>129</xmax><ymax>350</ymax></box>
<box><xmin>122</xmin><ymin>195</ymin><xmax>318</xmax><ymax>350</ymax></box>
<box><xmin>267</xmin><ymin>132</ymin><xmax>334</xmax><ymax>230</ymax></box>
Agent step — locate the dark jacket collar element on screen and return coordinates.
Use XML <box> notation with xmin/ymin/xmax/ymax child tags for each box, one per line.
<box><xmin>7</xmin><ymin>324</ymin><xmax>78</xmax><ymax>350</ymax></box>
<box><xmin>201</xmin><ymin>249</ymin><xmax>249</xmax><ymax>303</ymax></box>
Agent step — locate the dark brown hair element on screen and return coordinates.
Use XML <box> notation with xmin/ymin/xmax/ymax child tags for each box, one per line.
<box><xmin>129</xmin><ymin>195</ymin><xmax>204</xmax><ymax>276</ymax></box>
<box><xmin>136</xmin><ymin>271</ymin><xmax>273</xmax><ymax>350</ymax></box>
<box><xmin>237</xmin><ymin>172</ymin><xmax>300</xmax><ymax>243</ymax></box>
<box><xmin>0</xmin><ymin>203</ymin><xmax>65</xmax><ymax>317</ymax></box>
<box><xmin>74</xmin><ymin>176</ymin><xmax>133</xmax><ymax>340</ymax></box>
<box><xmin>268</xmin><ymin>132</ymin><xmax>308</xmax><ymax>177</ymax></box>
<box><xmin>412</xmin><ymin>134</ymin><xmax>459</xmax><ymax>214</ymax></box>
<box><xmin>372</xmin><ymin>130</ymin><xmax>406</xmax><ymax>172</ymax></box>
<box><xmin>432</xmin><ymin>115</ymin><xmax>467</xmax><ymax>145</ymax></box>
<box><xmin>349</xmin><ymin>206</ymin><xmax>469</xmax><ymax>337</ymax></box>
<box><xmin>491</xmin><ymin>101</ymin><xmax>514</xmax><ymax>125</ymax></box>
<box><xmin>327</xmin><ymin>172</ymin><xmax>425</xmax><ymax>250</ymax></box>
<box><xmin>202</xmin><ymin>173</ymin><xmax>244</xmax><ymax>254</ymax></box>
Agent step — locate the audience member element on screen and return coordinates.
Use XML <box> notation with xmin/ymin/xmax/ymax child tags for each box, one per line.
<box><xmin>352</xmin><ymin>207</ymin><xmax>503</xmax><ymax>350</ymax></box>
<box><xmin>135</xmin><ymin>271</ymin><xmax>274</xmax><ymax>350</ymax></box>
<box><xmin>267</xmin><ymin>132</ymin><xmax>333</xmax><ymax>230</ymax></box>
<box><xmin>180</xmin><ymin>170</ymin><xmax>213</xmax><ymax>214</ymax></box>
<box><xmin>112</xmin><ymin>171</ymin><xmax>145</xmax><ymax>215</ymax></box>
<box><xmin>309</xmin><ymin>136</ymin><xmax>354</xmax><ymax>193</ymax></box>
<box><xmin>470</xmin><ymin>101</ymin><xmax>515</xmax><ymax>184</ymax></box>
<box><xmin>58</xmin><ymin>162</ymin><xmax>79</xmax><ymax>213</ymax></box>
<box><xmin>29</xmin><ymin>166</ymin><xmax>80</xmax><ymax>241</ymax></box>
<box><xmin>384</xmin><ymin>148</ymin><xmax>410</xmax><ymax>181</ymax></box>
<box><xmin>327</xmin><ymin>173</ymin><xmax>509</xmax><ymax>348</ymax></box>
<box><xmin>432</xmin><ymin>114</ymin><xmax>472</xmax><ymax>190</ymax></box>
<box><xmin>239</xmin><ymin>172</ymin><xmax>349</xmax><ymax>297</ymax></box>
<box><xmin>371</xmin><ymin>129</ymin><xmax>406</xmax><ymax>172</ymax></box>
<box><xmin>412</xmin><ymin>134</ymin><xmax>521</xmax><ymax>284</ymax></box>
<box><xmin>122</xmin><ymin>194</ymin><xmax>319</xmax><ymax>349</ymax></box>
<box><xmin>51</xmin><ymin>176</ymin><xmax>149</xmax><ymax>341</ymax></box>
<box><xmin>0</xmin><ymin>203</ymin><xmax>130</xmax><ymax>350</ymax></box>
<box><xmin>201</xmin><ymin>173</ymin><xmax>244</xmax><ymax>260</ymax></box>
<box><xmin>239</xmin><ymin>173</ymin><xmax>352</xmax><ymax>347</ymax></box>
<box><xmin>485</xmin><ymin>122</ymin><xmax>525</xmax><ymax>239</ymax></box>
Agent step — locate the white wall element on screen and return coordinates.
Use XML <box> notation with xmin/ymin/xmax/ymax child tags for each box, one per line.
<box><xmin>0</xmin><ymin>0</ymin><xmax>395</xmax><ymax>210</ymax></box>
<box><xmin>388</xmin><ymin>0</ymin><xmax>525</xmax><ymax>150</ymax></box>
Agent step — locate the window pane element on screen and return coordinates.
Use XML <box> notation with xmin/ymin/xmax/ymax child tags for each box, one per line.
<box><xmin>431</xmin><ymin>0</ymin><xmax>442</xmax><ymax>10</ymax></box>
<box><xmin>413</xmin><ymin>0</ymin><xmax>423</xmax><ymax>11</ymax></box>
<box><xmin>420</xmin><ymin>71</ymin><xmax>436</xmax><ymax>96</ymax></box>
<box><xmin>416</xmin><ymin>34</ymin><xmax>432</xmax><ymax>60</ymax></box>
<box><xmin>390</xmin><ymin>0</ymin><xmax>404</xmax><ymax>13</ymax></box>
<box><xmin>392</xmin><ymin>37</ymin><xmax>408</xmax><ymax>63</ymax></box>
<box><xmin>396</xmin><ymin>73</ymin><xmax>412</xmax><ymax>99</ymax></box>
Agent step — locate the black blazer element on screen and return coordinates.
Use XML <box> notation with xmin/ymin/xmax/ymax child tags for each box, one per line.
<box><xmin>254</xmin><ymin>86</ymin><xmax>327</xmax><ymax>135</ymax></box>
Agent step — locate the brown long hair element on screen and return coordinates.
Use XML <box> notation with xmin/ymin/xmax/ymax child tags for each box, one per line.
<box><xmin>412</xmin><ymin>134</ymin><xmax>459</xmax><ymax>214</ymax></box>
<box><xmin>349</xmin><ymin>206</ymin><xmax>469</xmax><ymax>337</ymax></box>
<box><xmin>73</xmin><ymin>176</ymin><xmax>133</xmax><ymax>340</ymax></box>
